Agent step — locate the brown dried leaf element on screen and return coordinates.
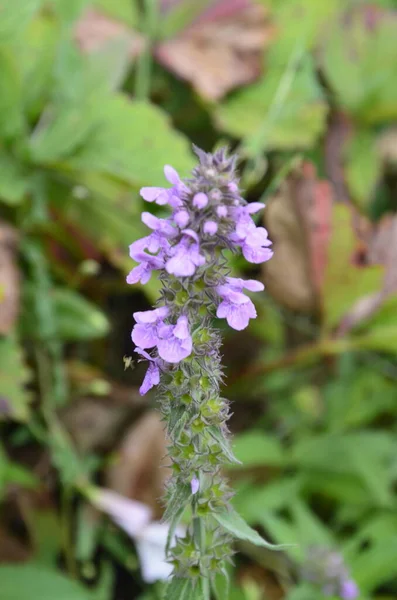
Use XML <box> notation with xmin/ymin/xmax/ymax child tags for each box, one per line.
<box><xmin>156</xmin><ymin>3</ymin><xmax>274</xmax><ymax>100</ymax></box>
<box><xmin>105</xmin><ymin>411</ymin><xmax>170</xmax><ymax>518</ymax></box>
<box><xmin>75</xmin><ymin>8</ymin><xmax>145</xmax><ymax>57</ymax></box>
<box><xmin>0</xmin><ymin>222</ymin><xmax>20</xmax><ymax>335</ymax></box>
<box><xmin>262</xmin><ymin>163</ymin><xmax>333</xmax><ymax>313</ymax></box>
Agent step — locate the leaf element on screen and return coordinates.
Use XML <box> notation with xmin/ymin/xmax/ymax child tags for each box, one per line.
<box><xmin>0</xmin><ymin>334</ymin><xmax>31</xmax><ymax>421</ymax></box>
<box><xmin>291</xmin><ymin>432</ymin><xmax>395</xmax><ymax>507</ymax></box>
<box><xmin>208</xmin><ymin>426</ymin><xmax>241</xmax><ymax>465</ymax></box>
<box><xmin>52</xmin><ymin>289</ymin><xmax>109</xmax><ymax>341</ymax></box>
<box><xmin>322</xmin><ymin>204</ymin><xmax>383</xmax><ymax>328</ymax></box>
<box><xmin>216</xmin><ymin>58</ymin><xmax>327</xmax><ymax>152</ymax></box>
<box><xmin>214</xmin><ymin>507</ymin><xmax>285</xmax><ymax>550</ymax></box>
<box><xmin>345</xmin><ymin>130</ymin><xmax>382</xmax><ymax>208</ymax></box>
<box><xmin>351</xmin><ymin>538</ymin><xmax>397</xmax><ymax>593</ymax></box>
<box><xmin>232</xmin><ymin>431</ymin><xmax>285</xmax><ymax>467</ymax></box>
<box><xmin>164</xmin><ymin>578</ymin><xmax>194</xmax><ymax>600</ymax></box>
<box><xmin>0</xmin><ymin>0</ymin><xmax>42</xmax><ymax>41</ymax></box>
<box><xmin>350</xmin><ymin>324</ymin><xmax>397</xmax><ymax>354</ymax></box>
<box><xmin>290</xmin><ymin>500</ymin><xmax>334</xmax><ymax>547</ymax></box>
<box><xmin>0</xmin><ymin>152</ymin><xmax>29</xmax><ymax>205</ymax></box>
<box><xmin>68</xmin><ymin>95</ymin><xmax>195</xmax><ymax>186</ymax></box>
<box><xmin>322</xmin><ymin>10</ymin><xmax>397</xmax><ymax>124</ymax></box>
<box><xmin>162</xmin><ymin>483</ymin><xmax>192</xmax><ymax>523</ymax></box>
<box><xmin>0</xmin><ymin>46</ymin><xmax>24</xmax><ymax>140</ymax></box>
<box><xmin>93</xmin><ymin>0</ymin><xmax>139</xmax><ymax>27</ymax></box>
<box><xmin>0</xmin><ymin>565</ymin><xmax>92</xmax><ymax>600</ymax></box>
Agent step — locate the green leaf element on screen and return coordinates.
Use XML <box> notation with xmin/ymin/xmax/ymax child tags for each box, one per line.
<box><xmin>232</xmin><ymin>431</ymin><xmax>285</xmax><ymax>467</ymax></box>
<box><xmin>20</xmin><ymin>13</ymin><xmax>59</xmax><ymax>119</ymax></box>
<box><xmin>0</xmin><ymin>334</ymin><xmax>31</xmax><ymax>421</ymax></box>
<box><xmin>162</xmin><ymin>484</ymin><xmax>192</xmax><ymax>523</ymax></box>
<box><xmin>0</xmin><ymin>152</ymin><xmax>29</xmax><ymax>205</ymax></box>
<box><xmin>216</xmin><ymin>58</ymin><xmax>327</xmax><ymax>153</ymax></box>
<box><xmin>93</xmin><ymin>0</ymin><xmax>139</xmax><ymax>27</ymax></box>
<box><xmin>52</xmin><ymin>289</ymin><xmax>109</xmax><ymax>341</ymax></box>
<box><xmin>0</xmin><ymin>0</ymin><xmax>42</xmax><ymax>41</ymax></box>
<box><xmin>322</xmin><ymin>13</ymin><xmax>397</xmax><ymax>124</ymax></box>
<box><xmin>0</xmin><ymin>46</ymin><xmax>25</xmax><ymax>139</ymax></box>
<box><xmin>208</xmin><ymin>426</ymin><xmax>241</xmax><ymax>465</ymax></box>
<box><xmin>68</xmin><ymin>95</ymin><xmax>194</xmax><ymax>186</ymax></box>
<box><xmin>350</xmin><ymin>324</ymin><xmax>397</xmax><ymax>354</ymax></box>
<box><xmin>267</xmin><ymin>0</ymin><xmax>342</xmax><ymax>64</ymax></box>
<box><xmin>0</xmin><ymin>565</ymin><xmax>92</xmax><ymax>600</ymax></box>
<box><xmin>214</xmin><ymin>507</ymin><xmax>285</xmax><ymax>550</ymax></box>
<box><xmin>164</xmin><ymin>578</ymin><xmax>194</xmax><ymax>600</ymax></box>
<box><xmin>351</xmin><ymin>538</ymin><xmax>397</xmax><ymax>593</ymax></box>
<box><xmin>345</xmin><ymin>130</ymin><xmax>382</xmax><ymax>209</ymax></box>
<box><xmin>291</xmin><ymin>431</ymin><xmax>395</xmax><ymax>507</ymax></box>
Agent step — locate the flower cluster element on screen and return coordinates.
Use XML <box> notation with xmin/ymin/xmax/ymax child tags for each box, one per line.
<box><xmin>127</xmin><ymin>147</ymin><xmax>272</xmax><ymax>396</ymax></box>
<box><xmin>302</xmin><ymin>547</ymin><xmax>359</xmax><ymax>600</ymax></box>
<box><xmin>126</xmin><ymin>147</ymin><xmax>272</xmax><ymax>585</ymax></box>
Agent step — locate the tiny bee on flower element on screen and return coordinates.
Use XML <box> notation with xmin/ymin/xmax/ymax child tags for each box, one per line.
<box><xmin>123</xmin><ymin>355</ymin><xmax>135</xmax><ymax>371</ymax></box>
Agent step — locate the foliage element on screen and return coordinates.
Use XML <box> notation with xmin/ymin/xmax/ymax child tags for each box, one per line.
<box><xmin>0</xmin><ymin>0</ymin><xmax>396</xmax><ymax>599</ymax></box>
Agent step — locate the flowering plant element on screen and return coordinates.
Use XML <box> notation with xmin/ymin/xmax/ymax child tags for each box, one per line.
<box><xmin>127</xmin><ymin>147</ymin><xmax>274</xmax><ymax>596</ymax></box>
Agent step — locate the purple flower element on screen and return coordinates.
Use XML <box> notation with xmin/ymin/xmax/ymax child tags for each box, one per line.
<box><xmin>157</xmin><ymin>315</ymin><xmax>192</xmax><ymax>363</ymax></box>
<box><xmin>135</xmin><ymin>348</ymin><xmax>161</xmax><ymax>395</ymax></box>
<box><xmin>203</xmin><ymin>221</ymin><xmax>218</xmax><ymax>235</ymax></box>
<box><xmin>217</xmin><ymin>205</ymin><xmax>228</xmax><ymax>218</ymax></box>
<box><xmin>131</xmin><ymin>306</ymin><xmax>169</xmax><ymax>349</ymax></box>
<box><xmin>141</xmin><ymin>212</ymin><xmax>177</xmax><ymax>239</ymax></box>
<box><xmin>140</xmin><ymin>165</ymin><xmax>187</xmax><ymax>208</ymax></box>
<box><xmin>166</xmin><ymin>230</ymin><xmax>205</xmax><ymax>277</ymax></box>
<box><xmin>230</xmin><ymin>204</ymin><xmax>273</xmax><ymax>264</ymax></box>
<box><xmin>126</xmin><ymin>253</ymin><xmax>164</xmax><ymax>285</ymax></box>
<box><xmin>193</xmin><ymin>192</ymin><xmax>208</xmax><ymax>209</ymax></box>
<box><xmin>174</xmin><ymin>210</ymin><xmax>190</xmax><ymax>228</ymax></box>
<box><xmin>216</xmin><ymin>277</ymin><xmax>264</xmax><ymax>331</ymax></box>
<box><xmin>191</xmin><ymin>477</ymin><xmax>200</xmax><ymax>494</ymax></box>
<box><xmin>340</xmin><ymin>580</ymin><xmax>359</xmax><ymax>600</ymax></box>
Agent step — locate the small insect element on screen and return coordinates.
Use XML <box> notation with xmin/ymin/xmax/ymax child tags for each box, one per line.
<box><xmin>123</xmin><ymin>355</ymin><xmax>135</xmax><ymax>371</ymax></box>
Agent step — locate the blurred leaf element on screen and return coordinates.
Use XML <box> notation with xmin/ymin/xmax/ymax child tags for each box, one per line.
<box><xmin>0</xmin><ymin>46</ymin><xmax>24</xmax><ymax>139</ymax></box>
<box><xmin>267</xmin><ymin>0</ymin><xmax>342</xmax><ymax>63</ymax></box>
<box><xmin>214</xmin><ymin>507</ymin><xmax>284</xmax><ymax>550</ymax></box>
<box><xmin>68</xmin><ymin>95</ymin><xmax>194</xmax><ymax>186</ymax></box>
<box><xmin>164</xmin><ymin>578</ymin><xmax>203</xmax><ymax>600</ymax></box>
<box><xmin>344</xmin><ymin>130</ymin><xmax>381</xmax><ymax>209</ymax></box>
<box><xmin>322</xmin><ymin>11</ymin><xmax>397</xmax><ymax>124</ymax></box>
<box><xmin>53</xmin><ymin>289</ymin><xmax>109</xmax><ymax>341</ymax></box>
<box><xmin>0</xmin><ymin>152</ymin><xmax>29</xmax><ymax>205</ymax></box>
<box><xmin>290</xmin><ymin>500</ymin><xmax>334</xmax><ymax>547</ymax></box>
<box><xmin>76</xmin><ymin>504</ymin><xmax>99</xmax><ymax>561</ymax></box>
<box><xmin>216</xmin><ymin>58</ymin><xmax>327</xmax><ymax>153</ymax></box>
<box><xmin>0</xmin><ymin>0</ymin><xmax>42</xmax><ymax>41</ymax></box>
<box><xmin>93</xmin><ymin>0</ymin><xmax>139</xmax><ymax>27</ymax></box>
<box><xmin>235</xmin><ymin>478</ymin><xmax>301</xmax><ymax>523</ymax></box>
<box><xmin>0</xmin><ymin>334</ymin><xmax>31</xmax><ymax>421</ymax></box>
<box><xmin>350</xmin><ymin>324</ymin><xmax>397</xmax><ymax>354</ymax></box>
<box><xmin>22</xmin><ymin>286</ymin><xmax>109</xmax><ymax>341</ymax></box>
<box><xmin>322</xmin><ymin>204</ymin><xmax>383</xmax><ymax>328</ymax></box>
<box><xmin>351</xmin><ymin>538</ymin><xmax>397</xmax><ymax>593</ymax></box>
<box><xmin>0</xmin><ymin>565</ymin><xmax>92</xmax><ymax>600</ymax></box>
<box><xmin>20</xmin><ymin>13</ymin><xmax>59</xmax><ymax>119</ymax></box>
<box><xmin>233</xmin><ymin>431</ymin><xmax>285</xmax><ymax>467</ymax></box>
<box><xmin>292</xmin><ymin>431</ymin><xmax>395</xmax><ymax>506</ymax></box>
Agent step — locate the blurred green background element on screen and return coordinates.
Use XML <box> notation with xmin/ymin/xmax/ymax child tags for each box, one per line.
<box><xmin>0</xmin><ymin>0</ymin><xmax>397</xmax><ymax>598</ymax></box>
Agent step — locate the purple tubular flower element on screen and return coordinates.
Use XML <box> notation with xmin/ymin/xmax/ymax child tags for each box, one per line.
<box><xmin>216</xmin><ymin>277</ymin><xmax>264</xmax><ymax>331</ymax></box>
<box><xmin>204</xmin><ymin>221</ymin><xmax>218</xmax><ymax>235</ymax></box>
<box><xmin>165</xmin><ymin>230</ymin><xmax>205</xmax><ymax>277</ymax></box>
<box><xmin>135</xmin><ymin>348</ymin><xmax>161</xmax><ymax>395</ymax></box>
<box><xmin>157</xmin><ymin>315</ymin><xmax>192</xmax><ymax>363</ymax></box>
<box><xmin>191</xmin><ymin>477</ymin><xmax>200</xmax><ymax>494</ymax></box>
<box><xmin>131</xmin><ymin>306</ymin><xmax>169</xmax><ymax>349</ymax></box>
<box><xmin>174</xmin><ymin>210</ymin><xmax>190</xmax><ymax>228</ymax></box>
<box><xmin>126</xmin><ymin>253</ymin><xmax>164</xmax><ymax>285</ymax></box>
<box><xmin>217</xmin><ymin>205</ymin><xmax>228</xmax><ymax>218</ymax></box>
<box><xmin>141</xmin><ymin>212</ymin><xmax>177</xmax><ymax>238</ymax></box>
<box><xmin>340</xmin><ymin>580</ymin><xmax>359</xmax><ymax>600</ymax></box>
<box><xmin>193</xmin><ymin>192</ymin><xmax>208</xmax><ymax>209</ymax></box>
